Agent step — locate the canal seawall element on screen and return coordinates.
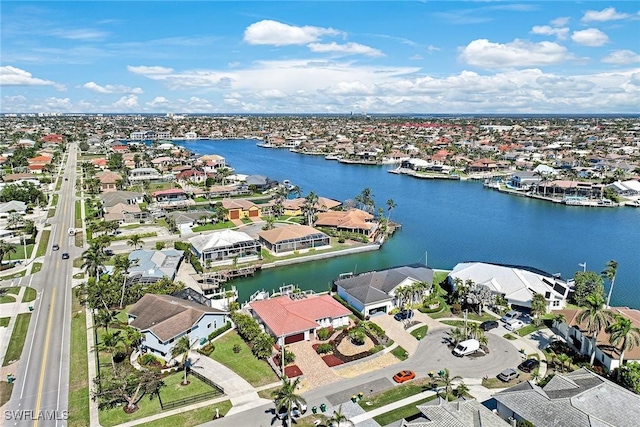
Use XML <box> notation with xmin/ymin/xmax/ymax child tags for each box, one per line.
<box><xmin>261</xmin><ymin>244</ymin><xmax>381</xmax><ymax>269</ymax></box>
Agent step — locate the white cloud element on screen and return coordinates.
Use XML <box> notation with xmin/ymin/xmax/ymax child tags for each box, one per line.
<box><xmin>147</xmin><ymin>96</ymin><xmax>169</xmax><ymax>107</ymax></box>
<box><xmin>127</xmin><ymin>65</ymin><xmax>174</xmax><ymax>75</ymax></box>
<box><xmin>322</xmin><ymin>81</ymin><xmax>375</xmax><ymax>96</ymax></box>
<box><xmin>582</xmin><ymin>7</ymin><xmax>630</xmax><ymax>22</ymax></box>
<box><xmin>531</xmin><ymin>25</ymin><xmax>569</xmax><ymax>40</ymax></box>
<box><xmin>256</xmin><ymin>89</ymin><xmax>288</xmax><ymax>99</ymax></box>
<box><xmin>83</xmin><ymin>81</ymin><xmax>143</xmax><ymax>94</ymax></box>
<box><xmin>427</xmin><ymin>45</ymin><xmax>440</xmax><ymax>52</ymax></box>
<box><xmin>243</xmin><ymin>20</ymin><xmax>341</xmax><ymax>46</ymax></box>
<box><xmin>0</xmin><ymin>66</ymin><xmax>58</xmax><ymax>87</ymax></box>
<box><xmin>550</xmin><ymin>17</ymin><xmax>570</xmax><ymax>27</ymax></box>
<box><xmin>307</xmin><ymin>42</ymin><xmax>383</xmax><ymax>57</ymax></box>
<box><xmin>48</xmin><ymin>28</ymin><xmax>108</xmax><ymax>40</ymax></box>
<box><xmin>410</xmin><ymin>55</ymin><xmax>423</xmax><ymax>60</ymax></box>
<box><xmin>113</xmin><ymin>95</ymin><xmax>139</xmax><ymax>110</ymax></box>
<box><xmin>602</xmin><ymin>50</ymin><xmax>640</xmax><ymax>65</ymax></box>
<box><xmin>571</xmin><ymin>28</ymin><xmax>609</xmax><ymax>47</ymax></box>
<box><xmin>458</xmin><ymin>39</ymin><xmax>571</xmax><ymax>68</ymax></box>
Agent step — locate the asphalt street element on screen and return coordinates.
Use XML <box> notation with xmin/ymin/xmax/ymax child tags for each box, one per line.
<box><xmin>5</xmin><ymin>145</ymin><xmax>78</xmax><ymax>426</ymax></box>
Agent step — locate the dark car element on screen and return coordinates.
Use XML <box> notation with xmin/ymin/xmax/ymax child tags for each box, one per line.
<box><xmin>394</xmin><ymin>309</ymin><xmax>414</xmax><ymax>321</ymax></box>
<box><xmin>61</xmin><ymin>252</ymin><xmax>70</xmax><ymax>259</ymax></box>
<box><xmin>518</xmin><ymin>358</ymin><xmax>540</xmax><ymax>373</ymax></box>
<box><xmin>52</xmin><ymin>244</ymin><xmax>60</xmax><ymax>251</ymax></box>
<box><xmin>480</xmin><ymin>320</ymin><xmax>499</xmax><ymax>331</ymax></box>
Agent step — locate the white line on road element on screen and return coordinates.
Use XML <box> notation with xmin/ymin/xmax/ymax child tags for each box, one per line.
<box><xmin>19</xmin><ymin>274</ymin><xmax>38</xmax><ymax>400</ymax></box>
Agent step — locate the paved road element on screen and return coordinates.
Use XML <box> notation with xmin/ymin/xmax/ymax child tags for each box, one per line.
<box><xmin>5</xmin><ymin>145</ymin><xmax>78</xmax><ymax>426</ymax></box>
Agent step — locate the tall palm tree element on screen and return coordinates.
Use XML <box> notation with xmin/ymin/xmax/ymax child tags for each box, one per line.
<box><xmin>123</xmin><ymin>325</ymin><xmax>144</xmax><ymax>354</ymax></box>
<box><xmin>95</xmin><ymin>330</ymin><xmax>122</xmax><ymax>371</ymax></box>
<box><xmin>81</xmin><ymin>244</ymin><xmax>108</xmax><ymax>279</ymax></box>
<box><xmin>607</xmin><ymin>315</ymin><xmax>640</xmax><ymax>378</ymax></box>
<box><xmin>171</xmin><ymin>336</ymin><xmax>196</xmax><ymax>385</ymax></box>
<box><xmin>115</xmin><ymin>255</ymin><xmax>139</xmax><ymax>308</ymax></box>
<box><xmin>272</xmin><ymin>376</ymin><xmax>306</xmax><ymax>427</ymax></box>
<box><xmin>94</xmin><ymin>309</ymin><xmax>119</xmax><ymax>333</ymax></box>
<box><xmin>438</xmin><ymin>368</ymin><xmax>462</xmax><ymax>400</ymax></box>
<box><xmin>326</xmin><ymin>404</ymin><xmax>354</xmax><ymax>427</ymax></box>
<box><xmin>0</xmin><ymin>240</ymin><xmax>17</xmax><ymax>263</ymax></box>
<box><xmin>302</xmin><ymin>191</ymin><xmax>318</xmax><ymax>226</ymax></box>
<box><xmin>552</xmin><ymin>313</ymin><xmax>567</xmax><ymax>341</ymax></box>
<box><xmin>602</xmin><ymin>260</ymin><xmax>618</xmax><ymax>308</ymax></box>
<box><xmin>576</xmin><ymin>293</ymin><xmax>614</xmax><ymax>365</ymax></box>
<box><xmin>127</xmin><ymin>234</ymin><xmax>144</xmax><ymax>250</ymax></box>
<box><xmin>386</xmin><ymin>198</ymin><xmax>396</xmax><ymax>224</ymax></box>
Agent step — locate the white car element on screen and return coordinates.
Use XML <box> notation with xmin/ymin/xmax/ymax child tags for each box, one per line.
<box><xmin>504</xmin><ymin>319</ymin><xmax>525</xmax><ymax>331</ymax></box>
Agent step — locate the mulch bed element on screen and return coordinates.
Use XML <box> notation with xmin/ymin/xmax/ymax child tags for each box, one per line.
<box><xmin>321</xmin><ymin>354</ymin><xmax>344</xmax><ymax>367</ymax></box>
<box><xmin>331</xmin><ymin>328</ymin><xmax>382</xmax><ymax>363</ymax></box>
<box><xmin>284</xmin><ymin>365</ymin><xmax>303</xmax><ymax>377</ymax></box>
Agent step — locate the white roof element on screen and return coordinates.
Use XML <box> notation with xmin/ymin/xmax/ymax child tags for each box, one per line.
<box><xmin>188</xmin><ymin>229</ymin><xmax>255</xmax><ymax>252</ymax></box>
<box><xmin>450</xmin><ymin>262</ymin><xmax>567</xmax><ymax>306</ymax></box>
<box><xmin>620</xmin><ymin>180</ymin><xmax>640</xmax><ymax>192</ymax></box>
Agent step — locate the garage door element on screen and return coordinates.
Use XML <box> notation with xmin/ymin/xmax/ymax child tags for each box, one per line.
<box><xmin>230</xmin><ymin>210</ymin><xmax>240</xmax><ymax>220</ymax></box>
<box><xmin>249</xmin><ymin>210</ymin><xmax>259</xmax><ymax>217</ymax></box>
<box><xmin>285</xmin><ymin>333</ymin><xmax>305</xmax><ymax>344</ymax></box>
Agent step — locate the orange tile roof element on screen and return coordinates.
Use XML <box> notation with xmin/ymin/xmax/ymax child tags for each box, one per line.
<box><xmin>250</xmin><ymin>295</ymin><xmax>351</xmax><ymax>337</ymax></box>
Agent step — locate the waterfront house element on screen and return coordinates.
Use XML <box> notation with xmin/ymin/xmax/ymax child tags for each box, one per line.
<box><xmin>282</xmin><ymin>196</ymin><xmax>342</xmax><ymax>216</ymax></box>
<box><xmin>245</xmin><ymin>174</ymin><xmax>276</xmax><ymax>191</ymax></box>
<box><xmin>248</xmin><ymin>294</ymin><xmax>350</xmax><ymax>345</ymax></box>
<box><xmin>552</xmin><ymin>307</ymin><xmax>640</xmax><ymax>372</ymax></box>
<box><xmin>127</xmin><ymin>249</ymin><xmax>184</xmax><ymax>284</ymax></box>
<box><xmin>467</xmin><ymin>158</ymin><xmax>498</xmax><ymax>173</ymax></box>
<box><xmin>258</xmin><ymin>225</ymin><xmax>330</xmax><ymax>255</ymax></box>
<box><xmin>188</xmin><ymin>229</ymin><xmax>261</xmax><ymax>266</ymax></box>
<box><xmin>315</xmin><ymin>208</ymin><xmax>378</xmax><ymax>241</ymax></box>
<box><xmin>493</xmin><ymin>368</ymin><xmax>640</xmax><ymax>427</ymax></box>
<box><xmin>128</xmin><ymin>293</ymin><xmax>228</xmax><ymax>361</ymax></box>
<box><xmin>448</xmin><ymin>262</ymin><xmax>570</xmax><ymax>311</ymax></box>
<box><xmin>607</xmin><ymin>179</ymin><xmax>640</xmax><ymax>196</ymax></box>
<box><xmin>335</xmin><ymin>264</ymin><xmax>433</xmax><ymax>317</ymax></box>
<box><xmin>221</xmin><ymin>199</ymin><xmax>261</xmax><ymax>220</ymax></box>
<box><xmin>509</xmin><ymin>171</ymin><xmax>541</xmax><ymax>190</ymax></box>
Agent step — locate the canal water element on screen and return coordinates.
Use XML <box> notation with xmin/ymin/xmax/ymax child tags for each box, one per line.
<box><xmin>177</xmin><ymin>139</ymin><xmax>640</xmax><ymax>309</ymax></box>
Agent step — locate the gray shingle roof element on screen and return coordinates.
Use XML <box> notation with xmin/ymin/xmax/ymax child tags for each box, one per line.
<box><xmin>404</xmin><ymin>398</ymin><xmax>507</xmax><ymax>427</ymax></box>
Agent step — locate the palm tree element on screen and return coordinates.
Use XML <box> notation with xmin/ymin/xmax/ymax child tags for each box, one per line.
<box><xmin>326</xmin><ymin>404</ymin><xmax>354</xmax><ymax>427</ymax></box>
<box><xmin>95</xmin><ymin>330</ymin><xmax>122</xmax><ymax>371</ymax></box>
<box><xmin>607</xmin><ymin>315</ymin><xmax>640</xmax><ymax>378</ymax></box>
<box><xmin>552</xmin><ymin>313</ymin><xmax>567</xmax><ymax>341</ymax></box>
<box><xmin>302</xmin><ymin>191</ymin><xmax>319</xmax><ymax>225</ymax></box>
<box><xmin>114</xmin><ymin>255</ymin><xmax>139</xmax><ymax>309</ymax></box>
<box><xmin>127</xmin><ymin>234</ymin><xmax>144</xmax><ymax>250</ymax></box>
<box><xmin>94</xmin><ymin>309</ymin><xmax>119</xmax><ymax>333</ymax></box>
<box><xmin>0</xmin><ymin>240</ymin><xmax>17</xmax><ymax>263</ymax></box>
<box><xmin>171</xmin><ymin>336</ymin><xmax>195</xmax><ymax>385</ymax></box>
<box><xmin>602</xmin><ymin>260</ymin><xmax>618</xmax><ymax>308</ymax></box>
<box><xmin>438</xmin><ymin>368</ymin><xmax>462</xmax><ymax>400</ymax></box>
<box><xmin>386</xmin><ymin>198</ymin><xmax>396</xmax><ymax>224</ymax></box>
<box><xmin>81</xmin><ymin>244</ymin><xmax>108</xmax><ymax>279</ymax></box>
<box><xmin>272</xmin><ymin>376</ymin><xmax>306</xmax><ymax>427</ymax></box>
<box><xmin>455</xmin><ymin>381</ymin><xmax>469</xmax><ymax>398</ymax></box>
<box><xmin>556</xmin><ymin>353</ymin><xmax>571</xmax><ymax>373</ymax></box>
<box><xmin>530</xmin><ymin>292</ymin><xmax>547</xmax><ymax>326</ymax></box>
<box><xmin>576</xmin><ymin>293</ymin><xmax>614</xmax><ymax>365</ymax></box>
<box><xmin>122</xmin><ymin>325</ymin><xmax>144</xmax><ymax>354</ymax></box>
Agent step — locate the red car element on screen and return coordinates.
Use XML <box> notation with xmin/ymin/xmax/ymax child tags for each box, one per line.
<box><xmin>393</xmin><ymin>370</ymin><xmax>416</xmax><ymax>383</ymax></box>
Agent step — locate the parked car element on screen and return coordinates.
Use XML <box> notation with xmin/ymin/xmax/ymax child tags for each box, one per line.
<box><xmin>518</xmin><ymin>358</ymin><xmax>540</xmax><ymax>373</ymax></box>
<box><xmin>497</xmin><ymin>368</ymin><xmax>520</xmax><ymax>382</ymax></box>
<box><xmin>393</xmin><ymin>370</ymin><xmax>416</xmax><ymax>383</ymax></box>
<box><xmin>480</xmin><ymin>320</ymin><xmax>499</xmax><ymax>331</ymax></box>
<box><xmin>394</xmin><ymin>309</ymin><xmax>414</xmax><ymax>321</ymax></box>
<box><xmin>52</xmin><ymin>244</ymin><xmax>60</xmax><ymax>251</ymax></box>
<box><xmin>501</xmin><ymin>310</ymin><xmax>521</xmax><ymax>323</ymax></box>
<box><xmin>452</xmin><ymin>339</ymin><xmax>480</xmax><ymax>357</ymax></box>
<box><xmin>61</xmin><ymin>252</ymin><xmax>70</xmax><ymax>259</ymax></box>
<box><xmin>504</xmin><ymin>319</ymin><xmax>525</xmax><ymax>332</ymax></box>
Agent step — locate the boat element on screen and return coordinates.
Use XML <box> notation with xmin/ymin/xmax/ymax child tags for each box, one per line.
<box><xmin>562</xmin><ymin>196</ymin><xmax>587</xmax><ymax>206</ymax></box>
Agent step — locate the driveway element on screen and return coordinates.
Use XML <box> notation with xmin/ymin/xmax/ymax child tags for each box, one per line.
<box><xmin>287</xmin><ymin>340</ymin><xmax>341</xmax><ymax>392</ymax></box>
<box><xmin>371</xmin><ymin>314</ymin><xmax>419</xmax><ymax>356</ymax></box>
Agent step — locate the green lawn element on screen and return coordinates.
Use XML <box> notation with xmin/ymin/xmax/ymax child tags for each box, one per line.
<box><xmin>75</xmin><ymin>200</ymin><xmax>82</xmax><ymax>227</ymax></box>
<box><xmin>68</xmin><ymin>294</ymin><xmax>90</xmax><ymax>427</ymax></box>
<box><xmin>0</xmin><ymin>294</ymin><xmax>16</xmax><ymax>304</ymax></box>
<box><xmin>48</xmin><ymin>208</ymin><xmax>56</xmax><ymax>218</ymax></box>
<box><xmin>192</xmin><ymin>221</ymin><xmax>235</xmax><ymax>232</ymax></box>
<box><xmin>358</xmin><ymin>379</ymin><xmax>431</xmax><ymax>411</ymax></box>
<box><xmin>0</xmin><ymin>317</ymin><xmax>9</xmax><ymax>327</ymax></box>
<box><xmin>31</xmin><ymin>262</ymin><xmax>42</xmax><ymax>274</ymax></box>
<box><xmin>36</xmin><ymin>230</ymin><xmax>51</xmax><ymax>257</ymax></box>
<box><xmin>135</xmin><ymin>400</ymin><xmax>232</xmax><ymax>427</ymax></box>
<box><xmin>3</xmin><ymin>313</ymin><xmax>32</xmax><ymax>366</ymax></box>
<box><xmin>410</xmin><ymin>325</ymin><xmax>428</xmax><ymax>340</ymax></box>
<box><xmin>0</xmin><ymin>381</ymin><xmax>14</xmax><ymax>407</ymax></box>
<box><xmin>52</xmin><ymin>194</ymin><xmax>59</xmax><ymax>207</ymax></box>
<box><xmin>390</xmin><ymin>346</ymin><xmax>409</xmax><ymax>361</ymax></box>
<box><xmin>517</xmin><ymin>323</ymin><xmax>547</xmax><ymax>337</ymax></box>
<box><xmin>99</xmin><ymin>372</ymin><xmax>220</xmax><ymax>427</ymax></box>
<box><xmin>22</xmin><ymin>287</ymin><xmax>37</xmax><ymax>302</ymax></box>
<box><xmin>373</xmin><ymin>395</ymin><xmax>437</xmax><ymax>425</ymax></box>
<box><xmin>208</xmin><ymin>331</ymin><xmax>279</xmax><ymax>387</ymax></box>
<box><xmin>0</xmin><ymin>270</ymin><xmax>26</xmax><ymax>281</ymax></box>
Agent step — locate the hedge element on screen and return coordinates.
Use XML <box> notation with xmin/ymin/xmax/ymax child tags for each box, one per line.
<box><xmin>332</xmin><ymin>294</ymin><xmax>365</xmax><ymax>320</ymax></box>
<box><xmin>208</xmin><ymin>321</ymin><xmax>232</xmax><ymax>342</ymax></box>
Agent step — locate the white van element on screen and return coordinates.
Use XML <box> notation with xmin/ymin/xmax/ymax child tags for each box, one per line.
<box><xmin>452</xmin><ymin>339</ymin><xmax>480</xmax><ymax>357</ymax></box>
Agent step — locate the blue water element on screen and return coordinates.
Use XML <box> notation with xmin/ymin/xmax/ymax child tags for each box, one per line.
<box><xmin>178</xmin><ymin>139</ymin><xmax>640</xmax><ymax>309</ymax></box>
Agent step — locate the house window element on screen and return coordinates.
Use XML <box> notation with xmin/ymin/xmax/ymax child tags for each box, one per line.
<box><xmin>207</xmin><ymin>323</ymin><xmax>212</xmax><ymax>329</ymax></box>
<box><xmin>553</xmin><ymin>301</ymin><xmax>560</xmax><ymax>307</ymax></box>
<box><xmin>214</xmin><ymin>321</ymin><xmax>217</xmax><ymax>329</ymax></box>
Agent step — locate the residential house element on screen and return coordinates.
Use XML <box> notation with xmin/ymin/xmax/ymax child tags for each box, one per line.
<box><xmin>258</xmin><ymin>225</ymin><xmax>330</xmax><ymax>255</ymax></box>
<box><xmin>1</xmin><ymin>173</ymin><xmax>40</xmax><ymax>184</ymax></box>
<box><xmin>509</xmin><ymin>171</ymin><xmax>542</xmax><ymax>190</ymax></box>
<box><xmin>401</xmin><ymin>398</ymin><xmax>506</xmax><ymax>427</ymax></box>
<box><xmin>221</xmin><ymin>199</ymin><xmax>261</xmax><ymax>220</ymax></box>
<box><xmin>281</xmin><ymin>196</ymin><xmax>342</xmax><ymax>216</ymax></box>
<box><xmin>315</xmin><ymin>208</ymin><xmax>378</xmax><ymax>241</ymax></box>
<box><xmin>0</xmin><ymin>200</ymin><xmax>27</xmax><ymax>214</ymax></box>
<box><xmin>448</xmin><ymin>262</ymin><xmax>571</xmax><ymax>311</ymax></box>
<box><xmin>197</xmin><ymin>154</ymin><xmax>226</xmax><ymax>172</ymax></box>
<box><xmin>176</xmin><ymin>169</ymin><xmax>207</xmax><ymax>186</ymax></box>
<box><xmin>150</xmin><ymin>156</ymin><xmax>173</xmax><ymax>171</ymax></box>
<box><xmin>467</xmin><ymin>158</ymin><xmax>499</xmax><ymax>173</ymax></box>
<box><xmin>152</xmin><ymin>188</ymin><xmax>189</xmax><ymax>204</ymax></box>
<box><xmin>103</xmin><ymin>202</ymin><xmax>150</xmax><ymax>224</ymax></box>
<box><xmin>248</xmin><ymin>294</ymin><xmax>350</xmax><ymax>345</ymax></box>
<box><xmin>96</xmin><ymin>171</ymin><xmax>122</xmax><ymax>192</ymax></box>
<box><xmin>335</xmin><ymin>264</ymin><xmax>433</xmax><ymax>317</ymax></box>
<box><xmin>127</xmin><ymin>249</ymin><xmax>184</xmax><ymax>284</ymax></box>
<box><xmin>128</xmin><ymin>167</ymin><xmax>163</xmax><ymax>183</ymax></box>
<box><xmin>553</xmin><ymin>307</ymin><xmax>640</xmax><ymax>371</ymax></box>
<box><xmin>100</xmin><ymin>191</ymin><xmax>144</xmax><ymax>208</ymax></box>
<box><xmin>166</xmin><ymin>210</ymin><xmax>212</xmax><ymax>228</ymax></box>
<box><xmin>245</xmin><ymin>174</ymin><xmax>276</xmax><ymax>191</ymax></box>
<box><xmin>607</xmin><ymin>179</ymin><xmax>640</xmax><ymax>196</ymax></box>
<box><xmin>128</xmin><ymin>293</ymin><xmax>228</xmax><ymax>361</ymax></box>
<box><xmin>188</xmin><ymin>229</ymin><xmax>261</xmax><ymax>265</ymax></box>
<box><xmin>493</xmin><ymin>368</ymin><xmax>640</xmax><ymax>427</ymax></box>
<box><xmin>91</xmin><ymin>158</ymin><xmax>108</xmax><ymax>170</ymax></box>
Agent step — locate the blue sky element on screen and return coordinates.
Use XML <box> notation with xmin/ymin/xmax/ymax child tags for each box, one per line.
<box><xmin>1</xmin><ymin>1</ymin><xmax>639</xmax><ymax>114</ymax></box>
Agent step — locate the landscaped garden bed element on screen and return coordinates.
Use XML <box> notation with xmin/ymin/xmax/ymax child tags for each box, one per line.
<box><xmin>284</xmin><ymin>365</ymin><xmax>303</xmax><ymax>378</ymax></box>
<box><xmin>321</xmin><ymin>354</ymin><xmax>344</xmax><ymax>367</ymax></box>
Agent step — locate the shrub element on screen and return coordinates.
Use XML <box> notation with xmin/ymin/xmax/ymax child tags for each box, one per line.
<box><xmin>316</xmin><ymin>343</ymin><xmax>333</xmax><ymax>354</ymax></box>
<box><xmin>155</xmin><ymin>241</ymin><xmax>166</xmax><ymax>250</ymax></box>
<box><xmin>451</xmin><ymin>303</ymin><xmax>462</xmax><ymax>315</ymax></box>
<box><xmin>349</xmin><ymin>329</ymin><xmax>366</xmax><ymax>345</ymax></box>
<box><xmin>208</xmin><ymin>321</ymin><xmax>232</xmax><ymax>342</ymax></box>
<box><xmin>232</xmin><ymin>344</ymin><xmax>241</xmax><ymax>354</ymax></box>
<box><xmin>139</xmin><ymin>353</ymin><xmax>158</xmax><ymax>366</ymax></box>
<box><xmin>317</xmin><ymin>327</ymin><xmax>333</xmax><ymax>341</ymax></box>
<box><xmin>362</xmin><ymin>321</ymin><xmax>386</xmax><ymax>339</ymax></box>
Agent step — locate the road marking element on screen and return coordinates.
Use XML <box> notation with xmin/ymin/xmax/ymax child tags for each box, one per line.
<box><xmin>19</xmin><ymin>275</ymin><xmax>38</xmax><ymax>400</ymax></box>
<box><xmin>33</xmin><ymin>292</ymin><xmax>56</xmax><ymax>427</ymax></box>
<box><xmin>55</xmin><ymin>278</ymin><xmax>69</xmax><ymax>427</ymax></box>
